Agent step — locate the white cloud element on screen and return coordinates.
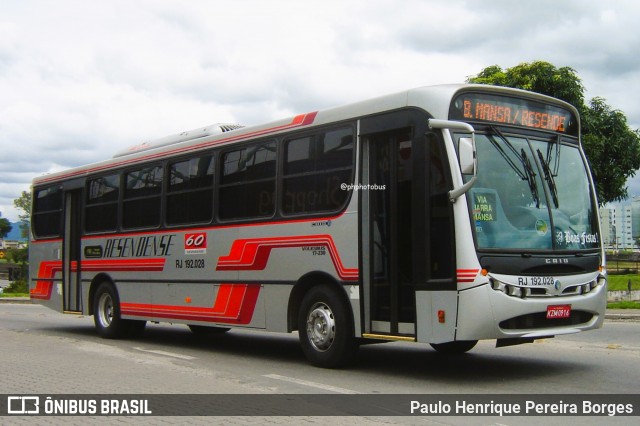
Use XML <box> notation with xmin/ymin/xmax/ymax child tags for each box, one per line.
<box><xmin>1</xmin><ymin>0</ymin><xmax>640</xmax><ymax>221</ymax></box>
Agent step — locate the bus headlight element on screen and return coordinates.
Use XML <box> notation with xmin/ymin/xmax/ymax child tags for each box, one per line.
<box><xmin>491</xmin><ymin>279</ymin><xmax>528</xmax><ymax>299</ymax></box>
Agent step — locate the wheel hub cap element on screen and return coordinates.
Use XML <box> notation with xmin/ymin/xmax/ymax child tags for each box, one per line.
<box><xmin>306</xmin><ymin>303</ymin><xmax>335</xmax><ymax>351</ymax></box>
<box><xmin>98</xmin><ymin>293</ymin><xmax>113</xmax><ymax>327</ymax></box>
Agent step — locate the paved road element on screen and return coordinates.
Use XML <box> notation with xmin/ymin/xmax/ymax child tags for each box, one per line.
<box><xmin>1</xmin><ymin>304</ymin><xmax>638</xmax><ymax>425</ymax></box>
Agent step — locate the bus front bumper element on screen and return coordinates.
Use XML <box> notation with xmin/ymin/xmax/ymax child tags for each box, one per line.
<box><xmin>455</xmin><ymin>279</ymin><xmax>607</xmax><ymax>342</ymax></box>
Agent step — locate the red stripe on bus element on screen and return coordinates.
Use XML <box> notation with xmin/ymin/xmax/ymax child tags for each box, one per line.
<box><xmin>120</xmin><ymin>284</ymin><xmax>260</xmax><ymax>324</ymax></box>
<box><xmin>30</xmin><ymin>259</ymin><xmax>166</xmax><ymax>300</ymax></box>
<box><xmin>30</xmin><ymin>281</ymin><xmax>54</xmax><ymax>300</ymax></box>
<box><xmin>30</xmin><ymin>261</ymin><xmax>62</xmax><ymax>300</ymax></box>
<box><xmin>80</xmin><ymin>258</ymin><xmax>166</xmax><ymax>272</ymax></box>
<box><xmin>216</xmin><ymin>235</ymin><xmax>359</xmax><ymax>281</ymax></box>
<box><xmin>34</xmin><ymin>112</ymin><xmax>319</xmax><ymax>185</ymax></box>
<box><xmin>457</xmin><ymin>269</ymin><xmax>479</xmax><ymax>283</ymax></box>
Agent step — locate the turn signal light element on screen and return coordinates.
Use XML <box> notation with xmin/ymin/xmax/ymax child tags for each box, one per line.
<box><xmin>438</xmin><ymin>310</ymin><xmax>446</xmax><ymax>323</ymax></box>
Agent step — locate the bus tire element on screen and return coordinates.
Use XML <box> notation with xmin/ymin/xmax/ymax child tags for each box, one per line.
<box><xmin>93</xmin><ymin>282</ymin><xmax>133</xmax><ymax>339</ymax></box>
<box><xmin>430</xmin><ymin>340</ymin><xmax>478</xmax><ymax>354</ymax></box>
<box><xmin>298</xmin><ymin>285</ymin><xmax>357</xmax><ymax>368</ymax></box>
<box><xmin>188</xmin><ymin>324</ymin><xmax>230</xmax><ymax>335</ymax></box>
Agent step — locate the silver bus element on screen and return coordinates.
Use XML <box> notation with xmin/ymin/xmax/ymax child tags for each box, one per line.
<box><xmin>30</xmin><ymin>84</ymin><xmax>606</xmax><ymax>368</ymax></box>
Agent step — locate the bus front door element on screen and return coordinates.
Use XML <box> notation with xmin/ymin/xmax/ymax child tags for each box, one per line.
<box><xmin>362</xmin><ymin>128</ymin><xmax>417</xmax><ymax>338</ymax></box>
<box><xmin>361</xmin><ymin>123</ymin><xmax>457</xmax><ymax>343</ymax></box>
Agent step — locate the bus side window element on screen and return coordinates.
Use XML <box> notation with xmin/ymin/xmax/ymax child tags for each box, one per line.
<box><xmin>219</xmin><ymin>141</ymin><xmax>276</xmax><ymax>220</ymax></box>
<box><xmin>167</xmin><ymin>155</ymin><xmax>214</xmax><ymax>225</ymax></box>
<box><xmin>122</xmin><ymin>165</ymin><xmax>163</xmax><ymax>229</ymax></box>
<box><xmin>282</xmin><ymin>127</ymin><xmax>354</xmax><ymax>215</ymax></box>
<box><xmin>86</xmin><ymin>174</ymin><xmax>119</xmax><ymax>232</ymax></box>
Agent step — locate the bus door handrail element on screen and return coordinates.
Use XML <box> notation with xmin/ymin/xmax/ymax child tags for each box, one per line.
<box><xmin>428</xmin><ymin>119</ymin><xmax>477</xmax><ymax>202</ymax></box>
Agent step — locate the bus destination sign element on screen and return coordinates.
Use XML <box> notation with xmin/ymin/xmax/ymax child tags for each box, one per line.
<box><xmin>450</xmin><ymin>92</ymin><xmax>578</xmax><ymax>135</ymax></box>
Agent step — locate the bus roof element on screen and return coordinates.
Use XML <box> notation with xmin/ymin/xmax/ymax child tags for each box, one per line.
<box><xmin>33</xmin><ymin>84</ymin><xmax>577</xmax><ymax>187</ymax></box>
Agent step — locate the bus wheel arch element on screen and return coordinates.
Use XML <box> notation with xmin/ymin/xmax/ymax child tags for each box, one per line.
<box><xmin>288</xmin><ymin>272</ymin><xmax>349</xmax><ymax>332</ymax></box>
<box><xmin>291</xmin><ymin>273</ymin><xmax>358</xmax><ymax>368</ymax></box>
<box><xmin>88</xmin><ymin>273</ymin><xmax>113</xmax><ymax>317</ymax></box>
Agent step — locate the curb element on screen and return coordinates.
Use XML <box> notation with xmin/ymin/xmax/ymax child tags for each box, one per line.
<box><xmin>0</xmin><ymin>297</ymin><xmax>32</xmax><ymax>304</ymax></box>
<box><xmin>605</xmin><ymin>313</ymin><xmax>640</xmax><ymax>321</ymax></box>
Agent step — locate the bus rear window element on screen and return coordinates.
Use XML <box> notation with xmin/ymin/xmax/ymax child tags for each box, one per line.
<box><xmin>33</xmin><ymin>186</ymin><xmax>63</xmax><ymax>238</ymax></box>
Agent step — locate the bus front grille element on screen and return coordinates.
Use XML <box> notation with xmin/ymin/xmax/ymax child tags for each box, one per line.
<box><xmin>499</xmin><ymin>310</ymin><xmax>593</xmax><ymax>330</ymax></box>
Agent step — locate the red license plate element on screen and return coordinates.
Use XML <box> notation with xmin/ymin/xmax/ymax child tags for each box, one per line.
<box><xmin>547</xmin><ymin>304</ymin><xmax>571</xmax><ymax>319</ymax></box>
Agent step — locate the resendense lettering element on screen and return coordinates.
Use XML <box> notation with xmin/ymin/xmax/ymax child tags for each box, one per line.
<box><xmin>103</xmin><ymin>235</ymin><xmax>175</xmax><ymax>258</ymax></box>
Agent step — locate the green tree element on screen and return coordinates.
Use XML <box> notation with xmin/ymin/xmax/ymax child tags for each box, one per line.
<box><xmin>467</xmin><ymin>61</ymin><xmax>640</xmax><ymax>204</ymax></box>
<box><xmin>581</xmin><ymin>98</ymin><xmax>640</xmax><ymax>204</ymax></box>
<box><xmin>0</xmin><ymin>212</ymin><xmax>12</xmax><ymax>238</ymax></box>
<box><xmin>4</xmin><ymin>246</ymin><xmax>28</xmax><ymax>293</ymax></box>
<box><xmin>13</xmin><ymin>190</ymin><xmax>32</xmax><ymax>240</ymax></box>
<box><xmin>470</xmin><ymin>61</ymin><xmax>585</xmax><ymax>109</ymax></box>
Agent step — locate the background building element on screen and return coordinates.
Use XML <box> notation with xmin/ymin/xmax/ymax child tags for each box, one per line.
<box><xmin>601</xmin><ymin>197</ymin><xmax>640</xmax><ymax>251</ymax></box>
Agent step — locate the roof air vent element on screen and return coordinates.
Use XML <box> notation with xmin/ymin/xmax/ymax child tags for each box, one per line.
<box><xmin>113</xmin><ymin>123</ymin><xmax>244</xmax><ymax>158</ymax></box>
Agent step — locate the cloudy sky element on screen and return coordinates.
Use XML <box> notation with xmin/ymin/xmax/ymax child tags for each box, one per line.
<box><xmin>1</xmin><ymin>0</ymin><xmax>640</xmax><ymax>222</ymax></box>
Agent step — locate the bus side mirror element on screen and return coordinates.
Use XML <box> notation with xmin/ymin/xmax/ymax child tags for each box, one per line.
<box><xmin>458</xmin><ymin>137</ymin><xmax>476</xmax><ymax>175</ymax></box>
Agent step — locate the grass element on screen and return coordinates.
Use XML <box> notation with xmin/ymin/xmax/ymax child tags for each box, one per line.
<box><xmin>0</xmin><ymin>291</ymin><xmax>29</xmax><ymax>298</ymax></box>
<box><xmin>607</xmin><ymin>301</ymin><xmax>640</xmax><ymax>309</ymax></box>
<box><xmin>606</xmin><ymin>274</ymin><xmax>640</xmax><ymax>291</ymax></box>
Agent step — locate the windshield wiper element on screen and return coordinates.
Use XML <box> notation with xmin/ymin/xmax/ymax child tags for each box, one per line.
<box><xmin>546</xmin><ymin>134</ymin><xmax>561</xmax><ymax>175</ymax></box>
<box><xmin>487</xmin><ymin>126</ymin><xmax>540</xmax><ymax>208</ymax></box>
<box><xmin>521</xmin><ymin>148</ymin><xmax>540</xmax><ymax>208</ymax></box>
<box><xmin>537</xmin><ymin>149</ymin><xmax>559</xmax><ymax>208</ymax></box>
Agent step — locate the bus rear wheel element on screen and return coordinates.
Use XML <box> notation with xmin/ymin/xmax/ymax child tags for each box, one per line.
<box><xmin>298</xmin><ymin>285</ymin><xmax>357</xmax><ymax>368</ymax></box>
<box><xmin>430</xmin><ymin>340</ymin><xmax>478</xmax><ymax>354</ymax></box>
<box><xmin>93</xmin><ymin>282</ymin><xmax>145</xmax><ymax>338</ymax></box>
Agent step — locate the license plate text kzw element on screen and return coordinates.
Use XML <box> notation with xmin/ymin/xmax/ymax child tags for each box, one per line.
<box><xmin>547</xmin><ymin>305</ymin><xmax>571</xmax><ymax>319</ymax></box>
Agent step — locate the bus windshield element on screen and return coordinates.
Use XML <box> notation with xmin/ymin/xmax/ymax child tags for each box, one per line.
<box><xmin>466</xmin><ymin>130</ymin><xmax>599</xmax><ymax>251</ymax></box>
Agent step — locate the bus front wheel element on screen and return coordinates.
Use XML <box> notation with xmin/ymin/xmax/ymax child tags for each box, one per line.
<box><xmin>298</xmin><ymin>285</ymin><xmax>357</xmax><ymax>368</ymax></box>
